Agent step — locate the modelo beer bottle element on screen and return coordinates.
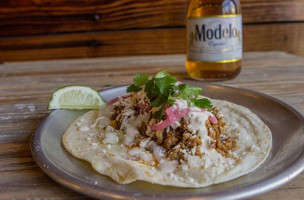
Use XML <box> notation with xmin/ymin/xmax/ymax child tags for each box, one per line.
<box><xmin>186</xmin><ymin>0</ymin><xmax>242</xmax><ymax>81</ymax></box>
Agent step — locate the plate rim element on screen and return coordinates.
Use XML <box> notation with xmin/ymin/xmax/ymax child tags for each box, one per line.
<box><xmin>31</xmin><ymin>83</ymin><xmax>304</xmax><ymax>200</ymax></box>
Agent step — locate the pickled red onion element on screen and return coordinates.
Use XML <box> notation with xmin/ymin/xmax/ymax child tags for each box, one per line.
<box><xmin>151</xmin><ymin>106</ymin><xmax>217</xmax><ymax>131</ymax></box>
<box><xmin>208</xmin><ymin>115</ymin><xmax>218</xmax><ymax>124</ymax></box>
<box><xmin>150</xmin><ymin>118</ymin><xmax>171</xmax><ymax>131</ymax></box>
<box><xmin>151</xmin><ymin>107</ymin><xmax>190</xmax><ymax>131</ymax></box>
<box><xmin>199</xmin><ymin>108</ymin><xmax>218</xmax><ymax>124</ymax></box>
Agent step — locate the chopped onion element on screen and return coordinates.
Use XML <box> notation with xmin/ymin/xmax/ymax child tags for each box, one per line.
<box><xmin>102</xmin><ymin>132</ymin><xmax>119</xmax><ymax>144</ymax></box>
<box><xmin>158</xmin><ymin>159</ymin><xmax>178</xmax><ymax>173</ymax></box>
<box><xmin>79</xmin><ymin>126</ymin><xmax>89</xmax><ymax>132</ymax></box>
<box><xmin>123</xmin><ymin>126</ymin><xmax>139</xmax><ymax>146</ymax></box>
<box><xmin>128</xmin><ymin>147</ymin><xmax>154</xmax><ymax>163</ymax></box>
<box><xmin>147</xmin><ymin>141</ymin><xmax>165</xmax><ymax>161</ymax></box>
<box><xmin>139</xmin><ymin>137</ymin><xmax>151</xmax><ymax>148</ymax></box>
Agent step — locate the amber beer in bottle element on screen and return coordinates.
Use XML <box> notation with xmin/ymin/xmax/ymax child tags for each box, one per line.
<box><xmin>186</xmin><ymin>0</ymin><xmax>242</xmax><ymax>80</ymax></box>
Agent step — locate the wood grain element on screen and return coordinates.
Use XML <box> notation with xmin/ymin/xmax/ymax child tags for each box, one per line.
<box><xmin>0</xmin><ymin>51</ymin><xmax>303</xmax><ymax>199</ymax></box>
<box><xmin>0</xmin><ymin>0</ymin><xmax>303</xmax><ymax>36</ymax></box>
<box><xmin>1</xmin><ymin>23</ymin><xmax>303</xmax><ymax>62</ymax></box>
<box><xmin>0</xmin><ymin>0</ymin><xmax>303</xmax><ymax>61</ymax></box>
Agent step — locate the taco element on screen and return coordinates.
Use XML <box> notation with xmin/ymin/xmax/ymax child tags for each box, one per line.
<box><xmin>62</xmin><ymin>71</ymin><xmax>272</xmax><ymax>187</ymax></box>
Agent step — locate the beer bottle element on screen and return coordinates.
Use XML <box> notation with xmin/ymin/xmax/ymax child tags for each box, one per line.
<box><xmin>186</xmin><ymin>0</ymin><xmax>242</xmax><ymax>81</ymax></box>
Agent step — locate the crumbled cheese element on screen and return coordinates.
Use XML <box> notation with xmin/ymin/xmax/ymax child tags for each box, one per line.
<box><xmin>166</xmin><ymin>126</ymin><xmax>170</xmax><ymax>133</ymax></box>
<box><xmin>191</xmin><ymin>146</ymin><xmax>196</xmax><ymax>155</ymax></box>
<box><xmin>181</xmin><ymin>164</ymin><xmax>188</xmax><ymax>171</ymax></box>
<box><xmin>188</xmin><ymin>177</ymin><xmax>195</xmax><ymax>183</ymax></box>
<box><xmin>224</xmin><ymin>158</ymin><xmax>235</xmax><ymax>170</ymax></box>
<box><xmin>250</xmin><ymin>145</ymin><xmax>260</xmax><ymax>152</ymax></box>
<box><xmin>106</xmin><ymin>126</ymin><xmax>115</xmax><ymax>131</ymax></box>
<box><xmin>231</xmin><ymin>151</ymin><xmax>238</xmax><ymax>158</ymax></box>
<box><xmin>202</xmin><ymin>157</ymin><xmax>212</xmax><ymax>169</ymax></box>
<box><xmin>175</xmin><ymin>99</ymin><xmax>188</xmax><ymax>110</ymax></box>
<box><xmin>187</xmin><ymin>155</ymin><xmax>203</xmax><ymax>168</ymax></box>
<box><xmin>180</xmin><ymin>149</ymin><xmax>188</xmax><ymax>155</ymax></box>
<box><xmin>174</xmin><ymin>121</ymin><xmax>181</xmax><ymax>127</ymax></box>
<box><xmin>170</xmin><ymin>120</ymin><xmax>182</xmax><ymax>129</ymax></box>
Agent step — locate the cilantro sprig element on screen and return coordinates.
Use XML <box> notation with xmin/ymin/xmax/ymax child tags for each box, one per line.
<box><xmin>127</xmin><ymin>71</ymin><xmax>212</xmax><ymax>118</ymax></box>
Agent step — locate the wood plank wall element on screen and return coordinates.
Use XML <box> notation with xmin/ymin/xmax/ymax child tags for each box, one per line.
<box><xmin>0</xmin><ymin>0</ymin><xmax>303</xmax><ymax>62</ymax></box>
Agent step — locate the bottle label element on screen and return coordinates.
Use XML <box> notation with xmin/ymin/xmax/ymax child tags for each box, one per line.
<box><xmin>187</xmin><ymin>15</ymin><xmax>242</xmax><ymax>62</ymax></box>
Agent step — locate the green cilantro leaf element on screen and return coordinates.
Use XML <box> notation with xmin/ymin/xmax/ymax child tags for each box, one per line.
<box><xmin>168</xmin><ymin>95</ymin><xmax>175</xmax><ymax>105</ymax></box>
<box><xmin>151</xmin><ymin>94</ymin><xmax>167</xmax><ymax>107</ymax></box>
<box><xmin>153</xmin><ymin>104</ymin><xmax>166</xmax><ymax>119</ymax></box>
<box><xmin>193</xmin><ymin>98</ymin><xmax>213</xmax><ymax>109</ymax></box>
<box><xmin>126</xmin><ymin>84</ymin><xmax>141</xmax><ymax>93</ymax></box>
<box><xmin>176</xmin><ymin>84</ymin><xmax>187</xmax><ymax>99</ymax></box>
<box><xmin>134</xmin><ymin>74</ymin><xmax>149</xmax><ymax>86</ymax></box>
<box><xmin>155</xmin><ymin>71</ymin><xmax>170</xmax><ymax>78</ymax></box>
<box><xmin>177</xmin><ymin>84</ymin><xmax>202</xmax><ymax>99</ymax></box>
<box><xmin>184</xmin><ymin>85</ymin><xmax>202</xmax><ymax>98</ymax></box>
<box><xmin>145</xmin><ymin>79</ymin><xmax>158</xmax><ymax>99</ymax></box>
<box><xmin>155</xmin><ymin>76</ymin><xmax>177</xmax><ymax>94</ymax></box>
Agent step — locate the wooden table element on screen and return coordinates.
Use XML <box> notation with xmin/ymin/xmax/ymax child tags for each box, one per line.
<box><xmin>0</xmin><ymin>51</ymin><xmax>303</xmax><ymax>199</ymax></box>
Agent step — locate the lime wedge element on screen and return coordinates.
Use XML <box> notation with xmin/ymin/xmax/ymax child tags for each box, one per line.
<box><xmin>48</xmin><ymin>86</ymin><xmax>106</xmax><ymax>109</ymax></box>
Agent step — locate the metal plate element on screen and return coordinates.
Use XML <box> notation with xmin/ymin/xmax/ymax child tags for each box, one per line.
<box><xmin>31</xmin><ymin>83</ymin><xmax>304</xmax><ymax>200</ymax></box>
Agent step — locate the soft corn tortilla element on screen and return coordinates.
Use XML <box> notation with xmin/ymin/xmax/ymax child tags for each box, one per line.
<box><xmin>62</xmin><ymin>99</ymin><xmax>272</xmax><ymax>187</ymax></box>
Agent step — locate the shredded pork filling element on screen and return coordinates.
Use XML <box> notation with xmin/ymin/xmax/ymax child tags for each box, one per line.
<box><xmin>107</xmin><ymin>91</ymin><xmax>237</xmax><ymax>165</ymax></box>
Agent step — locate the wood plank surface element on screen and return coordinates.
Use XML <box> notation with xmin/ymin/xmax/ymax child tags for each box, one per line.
<box><xmin>1</xmin><ymin>23</ymin><xmax>303</xmax><ymax>62</ymax></box>
<box><xmin>0</xmin><ymin>51</ymin><xmax>303</xmax><ymax>199</ymax></box>
<box><xmin>1</xmin><ymin>0</ymin><xmax>303</xmax><ymax>61</ymax></box>
<box><xmin>0</xmin><ymin>0</ymin><xmax>303</xmax><ymax>36</ymax></box>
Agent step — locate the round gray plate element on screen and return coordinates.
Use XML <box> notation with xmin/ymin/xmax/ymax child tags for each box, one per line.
<box><xmin>31</xmin><ymin>83</ymin><xmax>304</xmax><ymax>200</ymax></box>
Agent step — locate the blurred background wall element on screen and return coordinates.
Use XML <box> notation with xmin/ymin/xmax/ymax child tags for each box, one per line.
<box><xmin>0</xmin><ymin>0</ymin><xmax>303</xmax><ymax>62</ymax></box>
